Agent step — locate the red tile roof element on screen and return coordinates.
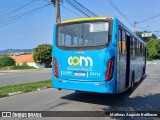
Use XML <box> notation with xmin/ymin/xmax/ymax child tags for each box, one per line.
<box><xmin>10</xmin><ymin>54</ymin><xmax>35</xmax><ymax>63</ymax></box>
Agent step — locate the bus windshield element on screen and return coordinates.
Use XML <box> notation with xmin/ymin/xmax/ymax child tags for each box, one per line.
<box><xmin>57</xmin><ymin>22</ymin><xmax>109</xmax><ymax>47</ymax></box>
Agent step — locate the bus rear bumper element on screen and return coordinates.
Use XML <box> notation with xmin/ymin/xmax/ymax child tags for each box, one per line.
<box><xmin>52</xmin><ymin>79</ymin><xmax>117</xmax><ymax>94</ymax></box>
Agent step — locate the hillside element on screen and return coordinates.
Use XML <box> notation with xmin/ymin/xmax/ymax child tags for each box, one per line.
<box><xmin>0</xmin><ymin>49</ymin><xmax>34</xmax><ymax>55</ymax></box>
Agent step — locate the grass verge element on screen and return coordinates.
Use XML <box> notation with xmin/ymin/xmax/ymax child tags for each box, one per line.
<box><xmin>0</xmin><ymin>65</ymin><xmax>36</xmax><ymax>70</ymax></box>
<box><xmin>12</xmin><ymin>65</ymin><xmax>36</xmax><ymax>70</ymax></box>
<box><xmin>0</xmin><ymin>80</ymin><xmax>52</xmax><ymax>97</ymax></box>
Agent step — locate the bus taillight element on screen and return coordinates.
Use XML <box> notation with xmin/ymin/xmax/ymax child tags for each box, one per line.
<box><xmin>105</xmin><ymin>57</ymin><xmax>115</xmax><ymax>81</ymax></box>
<box><xmin>54</xmin><ymin>57</ymin><xmax>59</xmax><ymax>78</ymax></box>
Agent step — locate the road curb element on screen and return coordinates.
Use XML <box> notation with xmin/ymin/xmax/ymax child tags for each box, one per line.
<box><xmin>0</xmin><ymin>86</ymin><xmax>52</xmax><ymax>98</ymax></box>
<box><xmin>8</xmin><ymin>91</ymin><xmax>24</xmax><ymax>96</ymax></box>
<box><xmin>0</xmin><ymin>69</ymin><xmax>41</xmax><ymax>73</ymax></box>
<box><xmin>0</xmin><ymin>68</ymin><xmax>52</xmax><ymax>73</ymax></box>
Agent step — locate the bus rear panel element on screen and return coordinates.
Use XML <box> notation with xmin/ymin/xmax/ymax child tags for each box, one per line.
<box><xmin>52</xmin><ymin>17</ymin><xmax>118</xmax><ymax>94</ymax></box>
<box><xmin>52</xmin><ymin>17</ymin><xmax>146</xmax><ymax>94</ymax></box>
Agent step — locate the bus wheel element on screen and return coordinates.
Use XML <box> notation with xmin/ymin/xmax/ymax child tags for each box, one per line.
<box><xmin>128</xmin><ymin>74</ymin><xmax>134</xmax><ymax>93</ymax></box>
<box><xmin>143</xmin><ymin>67</ymin><xmax>145</xmax><ymax>76</ymax></box>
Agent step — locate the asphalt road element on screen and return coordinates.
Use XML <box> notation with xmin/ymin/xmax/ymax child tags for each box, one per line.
<box><xmin>0</xmin><ymin>69</ymin><xmax>52</xmax><ymax>87</ymax></box>
<box><xmin>0</xmin><ymin>61</ymin><xmax>160</xmax><ymax>120</ymax></box>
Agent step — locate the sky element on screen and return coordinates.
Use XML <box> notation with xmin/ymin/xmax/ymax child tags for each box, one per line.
<box><xmin>0</xmin><ymin>0</ymin><xmax>160</xmax><ymax>50</ymax></box>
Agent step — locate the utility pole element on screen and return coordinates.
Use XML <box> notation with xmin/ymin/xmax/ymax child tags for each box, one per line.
<box><xmin>134</xmin><ymin>21</ymin><xmax>136</xmax><ymax>33</ymax></box>
<box><xmin>51</xmin><ymin>0</ymin><xmax>61</xmax><ymax>23</ymax></box>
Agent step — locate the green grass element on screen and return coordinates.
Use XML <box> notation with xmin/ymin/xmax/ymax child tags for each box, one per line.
<box><xmin>12</xmin><ymin>65</ymin><xmax>36</xmax><ymax>70</ymax></box>
<box><xmin>0</xmin><ymin>80</ymin><xmax>52</xmax><ymax>96</ymax></box>
<box><xmin>0</xmin><ymin>65</ymin><xmax>36</xmax><ymax>70</ymax></box>
<box><xmin>0</xmin><ymin>66</ymin><xmax>13</xmax><ymax>70</ymax></box>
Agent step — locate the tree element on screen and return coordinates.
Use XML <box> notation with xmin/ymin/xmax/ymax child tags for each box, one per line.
<box><xmin>33</xmin><ymin>44</ymin><xmax>52</xmax><ymax>65</ymax></box>
<box><xmin>0</xmin><ymin>55</ymin><xmax>16</xmax><ymax>68</ymax></box>
<box><xmin>146</xmin><ymin>39</ymin><xmax>160</xmax><ymax>60</ymax></box>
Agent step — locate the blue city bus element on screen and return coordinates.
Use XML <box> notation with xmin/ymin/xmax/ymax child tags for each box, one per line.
<box><xmin>52</xmin><ymin>17</ymin><xmax>146</xmax><ymax>94</ymax></box>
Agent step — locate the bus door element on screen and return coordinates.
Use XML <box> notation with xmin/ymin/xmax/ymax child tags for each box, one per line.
<box><xmin>118</xmin><ymin>28</ymin><xmax>130</xmax><ymax>92</ymax></box>
<box><xmin>125</xmin><ymin>33</ymin><xmax>131</xmax><ymax>89</ymax></box>
<box><xmin>118</xmin><ymin>28</ymin><xmax>127</xmax><ymax>92</ymax></box>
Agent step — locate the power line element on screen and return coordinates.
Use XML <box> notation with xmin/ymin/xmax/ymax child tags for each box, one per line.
<box><xmin>136</xmin><ymin>26</ymin><xmax>150</xmax><ymax>31</ymax></box>
<box><xmin>106</xmin><ymin>0</ymin><xmax>133</xmax><ymax>27</ymax></box>
<box><xmin>0</xmin><ymin>0</ymin><xmax>36</xmax><ymax>20</ymax></box>
<box><xmin>1</xmin><ymin>4</ymin><xmax>49</xmax><ymax>23</ymax></box>
<box><xmin>66</xmin><ymin>0</ymin><xmax>91</xmax><ymax>17</ymax></box>
<box><xmin>0</xmin><ymin>3</ymin><xmax>52</xmax><ymax>28</ymax></box>
<box><xmin>71</xmin><ymin>0</ymin><xmax>98</xmax><ymax>17</ymax></box>
<box><xmin>0</xmin><ymin>4</ymin><xmax>49</xmax><ymax>8</ymax></box>
<box><xmin>0</xmin><ymin>3</ymin><xmax>52</xmax><ymax>23</ymax></box>
<box><xmin>66</xmin><ymin>0</ymin><xmax>98</xmax><ymax>17</ymax></box>
<box><xmin>136</xmin><ymin>26</ymin><xmax>160</xmax><ymax>34</ymax></box>
<box><xmin>61</xmin><ymin>4</ymin><xmax>83</xmax><ymax>17</ymax></box>
<box><xmin>0</xmin><ymin>0</ymin><xmax>27</xmax><ymax>14</ymax></box>
<box><xmin>134</xmin><ymin>10</ymin><xmax>160</xmax><ymax>32</ymax></box>
<box><xmin>136</xmin><ymin>13</ymin><xmax>160</xmax><ymax>24</ymax></box>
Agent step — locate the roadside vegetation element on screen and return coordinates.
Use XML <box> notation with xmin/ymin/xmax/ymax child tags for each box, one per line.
<box><xmin>0</xmin><ymin>62</ymin><xmax>36</xmax><ymax>70</ymax></box>
<box><xmin>136</xmin><ymin>32</ymin><xmax>160</xmax><ymax>61</ymax></box>
<box><xmin>0</xmin><ymin>55</ymin><xmax>15</xmax><ymax>67</ymax></box>
<box><xmin>0</xmin><ymin>44</ymin><xmax>52</xmax><ymax>70</ymax></box>
<box><xmin>0</xmin><ymin>55</ymin><xmax>36</xmax><ymax>70</ymax></box>
<box><xmin>33</xmin><ymin>44</ymin><xmax>52</xmax><ymax>66</ymax></box>
<box><xmin>12</xmin><ymin>62</ymin><xmax>36</xmax><ymax>70</ymax></box>
<box><xmin>0</xmin><ymin>80</ymin><xmax>51</xmax><ymax>96</ymax></box>
<box><xmin>146</xmin><ymin>39</ymin><xmax>160</xmax><ymax>60</ymax></box>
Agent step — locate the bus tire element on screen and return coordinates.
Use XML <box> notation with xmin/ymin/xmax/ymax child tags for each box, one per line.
<box><xmin>75</xmin><ymin>90</ymin><xmax>81</xmax><ymax>93</ymax></box>
<box><xmin>128</xmin><ymin>73</ymin><xmax>134</xmax><ymax>93</ymax></box>
<box><xmin>143</xmin><ymin>67</ymin><xmax>145</xmax><ymax>76</ymax></box>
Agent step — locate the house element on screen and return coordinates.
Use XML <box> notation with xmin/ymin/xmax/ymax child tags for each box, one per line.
<box><xmin>10</xmin><ymin>54</ymin><xmax>45</xmax><ymax>68</ymax></box>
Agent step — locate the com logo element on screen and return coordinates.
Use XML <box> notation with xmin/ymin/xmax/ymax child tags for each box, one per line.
<box><xmin>68</xmin><ymin>56</ymin><xmax>93</xmax><ymax>66</ymax></box>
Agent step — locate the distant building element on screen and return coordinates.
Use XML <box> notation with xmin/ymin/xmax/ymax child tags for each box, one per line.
<box><xmin>10</xmin><ymin>54</ymin><xmax>45</xmax><ymax>68</ymax></box>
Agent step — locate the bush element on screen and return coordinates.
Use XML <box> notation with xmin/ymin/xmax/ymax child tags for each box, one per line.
<box><xmin>21</xmin><ymin>62</ymin><xmax>28</xmax><ymax>66</ymax></box>
<box><xmin>13</xmin><ymin>62</ymin><xmax>36</xmax><ymax>70</ymax></box>
<box><xmin>13</xmin><ymin>65</ymin><xmax>35</xmax><ymax>70</ymax></box>
<box><xmin>0</xmin><ymin>55</ymin><xmax>15</xmax><ymax>68</ymax></box>
<box><xmin>146</xmin><ymin>39</ymin><xmax>160</xmax><ymax>60</ymax></box>
<box><xmin>33</xmin><ymin>44</ymin><xmax>52</xmax><ymax>65</ymax></box>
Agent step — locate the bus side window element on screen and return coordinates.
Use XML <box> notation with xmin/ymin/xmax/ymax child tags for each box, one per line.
<box><xmin>144</xmin><ymin>46</ymin><xmax>146</xmax><ymax>57</ymax></box>
<box><xmin>140</xmin><ymin>43</ymin><xmax>142</xmax><ymax>56</ymax></box>
<box><xmin>138</xmin><ymin>42</ymin><xmax>140</xmax><ymax>56</ymax></box>
<box><xmin>122</xmin><ymin>30</ymin><xmax>126</xmax><ymax>55</ymax></box>
<box><xmin>143</xmin><ymin>45</ymin><xmax>146</xmax><ymax>57</ymax></box>
<box><xmin>134</xmin><ymin>39</ymin><xmax>137</xmax><ymax>56</ymax></box>
<box><xmin>139</xmin><ymin>42</ymin><xmax>141</xmax><ymax>56</ymax></box>
<box><xmin>141</xmin><ymin>43</ymin><xmax>143</xmax><ymax>56</ymax></box>
<box><xmin>132</xmin><ymin>38</ymin><xmax>135</xmax><ymax>55</ymax></box>
<box><xmin>130</xmin><ymin>36</ymin><xmax>134</xmax><ymax>55</ymax></box>
<box><xmin>118</xmin><ymin>29</ymin><xmax>122</xmax><ymax>54</ymax></box>
<box><xmin>142</xmin><ymin>45</ymin><xmax>144</xmax><ymax>56</ymax></box>
<box><xmin>137</xmin><ymin>41</ymin><xmax>139</xmax><ymax>56</ymax></box>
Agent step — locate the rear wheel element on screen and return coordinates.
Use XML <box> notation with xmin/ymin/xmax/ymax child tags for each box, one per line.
<box><xmin>75</xmin><ymin>90</ymin><xmax>81</xmax><ymax>93</ymax></box>
<box><xmin>143</xmin><ymin>67</ymin><xmax>145</xmax><ymax>76</ymax></box>
<box><xmin>141</xmin><ymin>67</ymin><xmax>145</xmax><ymax>80</ymax></box>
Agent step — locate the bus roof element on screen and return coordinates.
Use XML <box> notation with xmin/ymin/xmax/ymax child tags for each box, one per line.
<box><xmin>59</xmin><ymin>17</ymin><xmax>113</xmax><ymax>24</ymax></box>
<box><xmin>57</xmin><ymin>16</ymin><xmax>145</xmax><ymax>45</ymax></box>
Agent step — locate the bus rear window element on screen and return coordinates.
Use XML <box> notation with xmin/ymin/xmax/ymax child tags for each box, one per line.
<box><xmin>57</xmin><ymin>22</ymin><xmax>110</xmax><ymax>47</ymax></box>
